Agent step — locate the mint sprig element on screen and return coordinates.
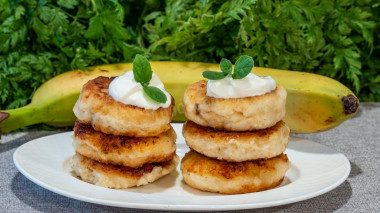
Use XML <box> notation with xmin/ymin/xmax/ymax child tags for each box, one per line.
<box><xmin>133</xmin><ymin>55</ymin><xmax>167</xmax><ymax>103</ymax></box>
<box><xmin>202</xmin><ymin>71</ymin><xmax>226</xmax><ymax>80</ymax></box>
<box><xmin>133</xmin><ymin>55</ymin><xmax>152</xmax><ymax>86</ymax></box>
<box><xmin>143</xmin><ymin>86</ymin><xmax>167</xmax><ymax>103</ymax></box>
<box><xmin>202</xmin><ymin>55</ymin><xmax>254</xmax><ymax>80</ymax></box>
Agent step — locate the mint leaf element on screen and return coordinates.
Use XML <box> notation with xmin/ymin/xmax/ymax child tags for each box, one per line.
<box><xmin>143</xmin><ymin>86</ymin><xmax>167</xmax><ymax>103</ymax></box>
<box><xmin>220</xmin><ymin>58</ymin><xmax>233</xmax><ymax>75</ymax></box>
<box><xmin>232</xmin><ymin>55</ymin><xmax>254</xmax><ymax>79</ymax></box>
<box><xmin>133</xmin><ymin>54</ymin><xmax>152</xmax><ymax>86</ymax></box>
<box><xmin>202</xmin><ymin>71</ymin><xmax>226</xmax><ymax>80</ymax></box>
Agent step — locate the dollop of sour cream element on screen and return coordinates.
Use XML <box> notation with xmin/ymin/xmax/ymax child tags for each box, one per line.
<box><xmin>109</xmin><ymin>71</ymin><xmax>171</xmax><ymax>110</ymax></box>
<box><xmin>207</xmin><ymin>73</ymin><xmax>276</xmax><ymax>98</ymax></box>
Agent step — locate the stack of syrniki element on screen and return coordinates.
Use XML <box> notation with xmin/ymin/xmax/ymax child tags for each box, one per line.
<box><xmin>181</xmin><ymin>77</ymin><xmax>291</xmax><ymax>194</ymax></box>
<box><xmin>70</xmin><ymin>71</ymin><xmax>178</xmax><ymax>189</ymax></box>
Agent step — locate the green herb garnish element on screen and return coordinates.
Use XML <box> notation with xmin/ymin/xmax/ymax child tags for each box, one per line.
<box><xmin>133</xmin><ymin>55</ymin><xmax>167</xmax><ymax>103</ymax></box>
<box><xmin>203</xmin><ymin>55</ymin><xmax>254</xmax><ymax>80</ymax></box>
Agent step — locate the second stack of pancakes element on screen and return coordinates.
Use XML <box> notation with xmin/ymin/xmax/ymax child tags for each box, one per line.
<box><xmin>70</xmin><ymin>76</ymin><xmax>179</xmax><ymax>189</ymax></box>
<box><xmin>181</xmin><ymin>80</ymin><xmax>291</xmax><ymax>194</ymax></box>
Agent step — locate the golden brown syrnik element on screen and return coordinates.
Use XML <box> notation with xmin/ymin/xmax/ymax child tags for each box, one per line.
<box><xmin>183</xmin><ymin>120</ymin><xmax>289</xmax><ymax>162</ymax></box>
<box><xmin>181</xmin><ymin>151</ymin><xmax>289</xmax><ymax>194</ymax></box>
<box><xmin>71</xmin><ymin>55</ymin><xmax>178</xmax><ymax>189</ymax></box>
<box><xmin>73</xmin><ymin>76</ymin><xmax>174</xmax><ymax>137</ymax></box>
<box><xmin>183</xmin><ymin>80</ymin><xmax>286</xmax><ymax>131</ymax></box>
<box><xmin>73</xmin><ymin>121</ymin><xmax>177</xmax><ymax>168</ymax></box>
<box><xmin>72</xmin><ymin>153</ymin><xmax>179</xmax><ymax>189</ymax></box>
<box><xmin>181</xmin><ymin>56</ymin><xmax>290</xmax><ymax>194</ymax></box>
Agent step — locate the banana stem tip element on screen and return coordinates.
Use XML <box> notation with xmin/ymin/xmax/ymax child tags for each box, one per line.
<box><xmin>342</xmin><ymin>94</ymin><xmax>359</xmax><ymax>115</ymax></box>
<box><xmin>0</xmin><ymin>112</ymin><xmax>10</xmax><ymax>139</ymax></box>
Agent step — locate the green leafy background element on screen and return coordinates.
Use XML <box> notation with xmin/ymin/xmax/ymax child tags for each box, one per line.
<box><xmin>1</xmin><ymin>0</ymin><xmax>379</xmax><ymax>110</ymax></box>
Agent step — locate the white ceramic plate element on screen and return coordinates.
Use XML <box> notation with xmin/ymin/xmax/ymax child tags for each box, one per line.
<box><xmin>13</xmin><ymin>123</ymin><xmax>350</xmax><ymax>211</ymax></box>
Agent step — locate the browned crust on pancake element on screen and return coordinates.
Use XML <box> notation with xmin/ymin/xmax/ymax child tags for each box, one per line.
<box><xmin>73</xmin><ymin>120</ymin><xmax>177</xmax><ymax>168</ymax></box>
<box><xmin>181</xmin><ymin>151</ymin><xmax>290</xmax><ymax>194</ymax></box>
<box><xmin>183</xmin><ymin>80</ymin><xmax>286</xmax><ymax>131</ymax></box>
<box><xmin>182</xmin><ymin>120</ymin><xmax>289</xmax><ymax>161</ymax></box>
<box><xmin>182</xmin><ymin>151</ymin><xmax>289</xmax><ymax>179</ymax></box>
<box><xmin>74</xmin><ymin>76</ymin><xmax>174</xmax><ymax>137</ymax></box>
<box><xmin>71</xmin><ymin>153</ymin><xmax>179</xmax><ymax>189</ymax></box>
<box><xmin>82</xmin><ymin>76</ymin><xmax>174</xmax><ymax>114</ymax></box>
<box><xmin>76</xmin><ymin>153</ymin><xmax>176</xmax><ymax>178</ymax></box>
<box><xmin>184</xmin><ymin>120</ymin><xmax>286</xmax><ymax>140</ymax></box>
<box><xmin>188</xmin><ymin>176</ymin><xmax>285</xmax><ymax>195</ymax></box>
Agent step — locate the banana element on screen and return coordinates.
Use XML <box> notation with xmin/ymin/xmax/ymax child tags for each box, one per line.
<box><xmin>0</xmin><ymin>62</ymin><xmax>359</xmax><ymax>135</ymax></box>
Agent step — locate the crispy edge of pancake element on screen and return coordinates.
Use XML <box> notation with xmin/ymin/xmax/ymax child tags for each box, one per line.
<box><xmin>183</xmin><ymin>120</ymin><xmax>287</xmax><ymax>142</ymax></box>
<box><xmin>181</xmin><ymin>151</ymin><xmax>290</xmax><ymax>194</ymax></box>
<box><xmin>71</xmin><ymin>153</ymin><xmax>179</xmax><ymax>189</ymax></box>
<box><xmin>182</xmin><ymin>120</ymin><xmax>289</xmax><ymax>161</ymax></box>
<box><xmin>73</xmin><ymin>120</ymin><xmax>177</xmax><ymax>167</ymax></box>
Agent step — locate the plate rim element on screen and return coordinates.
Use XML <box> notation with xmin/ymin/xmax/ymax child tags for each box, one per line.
<box><xmin>13</xmin><ymin>128</ymin><xmax>351</xmax><ymax>211</ymax></box>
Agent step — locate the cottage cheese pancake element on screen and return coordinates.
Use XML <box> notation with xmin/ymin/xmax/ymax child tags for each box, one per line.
<box><xmin>71</xmin><ymin>153</ymin><xmax>179</xmax><ymax>189</ymax></box>
<box><xmin>183</xmin><ymin>80</ymin><xmax>286</xmax><ymax>131</ymax></box>
<box><xmin>73</xmin><ymin>76</ymin><xmax>174</xmax><ymax>137</ymax></box>
<box><xmin>73</xmin><ymin>120</ymin><xmax>177</xmax><ymax>168</ymax></box>
<box><xmin>183</xmin><ymin>120</ymin><xmax>289</xmax><ymax>162</ymax></box>
<box><xmin>181</xmin><ymin>151</ymin><xmax>290</xmax><ymax>194</ymax></box>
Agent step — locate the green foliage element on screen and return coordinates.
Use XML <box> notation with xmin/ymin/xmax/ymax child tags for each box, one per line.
<box><xmin>1</xmin><ymin>0</ymin><xmax>379</xmax><ymax>111</ymax></box>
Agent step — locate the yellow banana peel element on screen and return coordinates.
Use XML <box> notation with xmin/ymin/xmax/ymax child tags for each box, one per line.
<box><xmin>0</xmin><ymin>61</ymin><xmax>359</xmax><ymax>135</ymax></box>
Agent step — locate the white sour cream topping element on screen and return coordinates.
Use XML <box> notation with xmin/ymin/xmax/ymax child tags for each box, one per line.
<box><xmin>108</xmin><ymin>71</ymin><xmax>171</xmax><ymax>110</ymax></box>
<box><xmin>207</xmin><ymin>73</ymin><xmax>276</xmax><ymax>98</ymax></box>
